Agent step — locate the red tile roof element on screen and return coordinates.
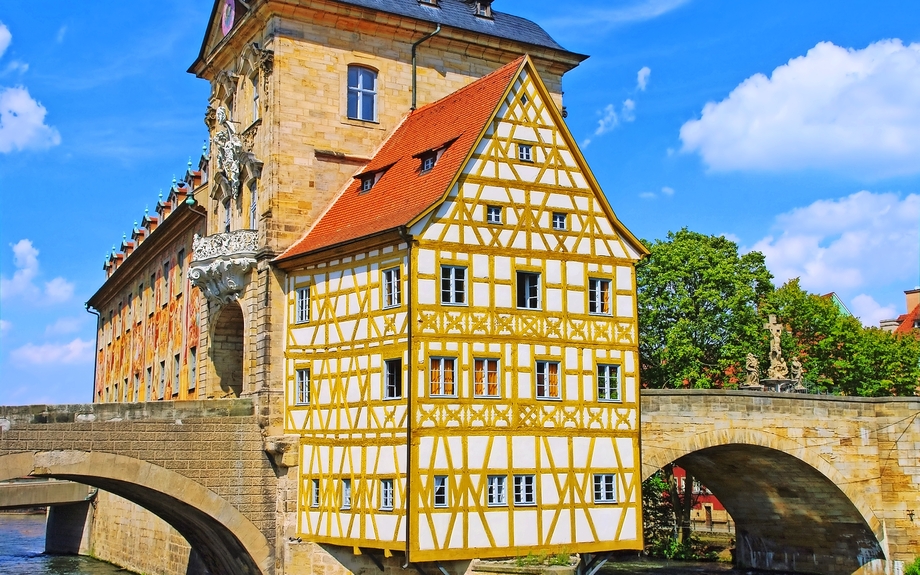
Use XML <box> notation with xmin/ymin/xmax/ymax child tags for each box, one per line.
<box><xmin>894</xmin><ymin>304</ymin><xmax>920</xmax><ymax>334</ymax></box>
<box><xmin>276</xmin><ymin>56</ymin><xmax>525</xmax><ymax>263</ymax></box>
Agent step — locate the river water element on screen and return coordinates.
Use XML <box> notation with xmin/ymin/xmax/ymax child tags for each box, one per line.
<box><xmin>0</xmin><ymin>513</ymin><xmax>135</xmax><ymax>575</ymax></box>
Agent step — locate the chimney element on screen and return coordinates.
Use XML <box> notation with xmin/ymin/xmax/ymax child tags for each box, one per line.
<box><xmin>907</xmin><ymin>289</ymin><xmax>920</xmax><ymax>313</ymax></box>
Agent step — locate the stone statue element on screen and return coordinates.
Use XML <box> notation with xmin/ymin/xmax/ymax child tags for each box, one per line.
<box><xmin>764</xmin><ymin>314</ymin><xmax>789</xmax><ymax>379</ymax></box>
<box><xmin>745</xmin><ymin>353</ymin><xmax>760</xmax><ymax>386</ymax></box>
<box><xmin>790</xmin><ymin>357</ymin><xmax>803</xmax><ymax>383</ymax></box>
<box><xmin>213</xmin><ymin>105</ymin><xmax>242</xmax><ymax>200</ymax></box>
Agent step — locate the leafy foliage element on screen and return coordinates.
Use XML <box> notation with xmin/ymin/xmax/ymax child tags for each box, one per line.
<box><xmin>637</xmin><ymin>229</ymin><xmax>773</xmax><ymax>388</ymax></box>
<box><xmin>641</xmin><ymin>470</ymin><xmax>716</xmax><ymax>561</ymax></box>
<box><xmin>905</xmin><ymin>556</ymin><xmax>920</xmax><ymax>575</ymax></box>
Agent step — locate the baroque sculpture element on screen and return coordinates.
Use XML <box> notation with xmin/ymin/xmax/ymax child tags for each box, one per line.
<box><xmin>745</xmin><ymin>353</ymin><xmax>760</xmax><ymax>386</ymax></box>
<box><xmin>764</xmin><ymin>314</ymin><xmax>789</xmax><ymax>379</ymax></box>
<box><xmin>213</xmin><ymin>105</ymin><xmax>242</xmax><ymax>200</ymax></box>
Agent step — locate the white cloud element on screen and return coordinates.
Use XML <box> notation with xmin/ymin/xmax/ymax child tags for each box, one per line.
<box><xmin>637</xmin><ymin>66</ymin><xmax>651</xmax><ymax>91</ymax></box>
<box><xmin>750</xmin><ymin>191</ymin><xmax>920</xmax><ymax>296</ymax></box>
<box><xmin>45</xmin><ymin>316</ymin><xmax>85</xmax><ymax>336</ymax></box>
<box><xmin>0</xmin><ymin>319</ymin><xmax>10</xmax><ymax>335</ymax></box>
<box><xmin>595</xmin><ymin>104</ymin><xmax>619</xmax><ymax>136</ymax></box>
<box><xmin>639</xmin><ymin>186</ymin><xmax>675</xmax><ymax>200</ymax></box>
<box><xmin>546</xmin><ymin>0</ymin><xmax>690</xmax><ymax>29</ymax></box>
<box><xmin>10</xmin><ymin>338</ymin><xmax>93</xmax><ymax>366</ymax></box>
<box><xmin>2</xmin><ymin>61</ymin><xmax>28</xmax><ymax>75</ymax></box>
<box><xmin>849</xmin><ymin>294</ymin><xmax>898</xmax><ymax>327</ymax></box>
<box><xmin>56</xmin><ymin>26</ymin><xmax>67</xmax><ymax>44</ymax></box>
<box><xmin>0</xmin><ymin>23</ymin><xmax>10</xmax><ymax>58</ymax></box>
<box><xmin>661</xmin><ymin>186</ymin><xmax>675</xmax><ymax>196</ymax></box>
<box><xmin>0</xmin><ymin>239</ymin><xmax>75</xmax><ymax>305</ymax></box>
<box><xmin>680</xmin><ymin>39</ymin><xmax>920</xmax><ymax>178</ymax></box>
<box><xmin>639</xmin><ymin>192</ymin><xmax>656</xmax><ymax>199</ymax></box>
<box><xmin>621</xmin><ymin>99</ymin><xmax>636</xmax><ymax>122</ymax></box>
<box><xmin>0</xmin><ymin>87</ymin><xmax>61</xmax><ymax>152</ymax></box>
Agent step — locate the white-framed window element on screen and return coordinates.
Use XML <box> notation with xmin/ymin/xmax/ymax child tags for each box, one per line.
<box><xmin>347</xmin><ymin>65</ymin><xmax>377</xmax><ymax>121</ymax></box>
<box><xmin>223</xmin><ymin>198</ymin><xmax>232</xmax><ymax>233</ymax></box>
<box><xmin>311</xmin><ymin>479</ymin><xmax>320</xmax><ymax>507</ymax></box>
<box><xmin>295</xmin><ymin>287</ymin><xmax>310</xmax><ymax>323</ymax></box>
<box><xmin>597</xmin><ymin>364</ymin><xmax>620</xmax><ymax>402</ymax></box>
<box><xmin>487</xmin><ymin>475</ymin><xmax>507</xmax><ymax>506</ymax></box>
<box><xmin>516</xmin><ymin>271</ymin><xmax>541</xmax><ymax>309</ymax></box>
<box><xmin>361</xmin><ymin>176</ymin><xmax>374</xmax><ymax>192</ymax></box>
<box><xmin>380</xmin><ymin>479</ymin><xmax>394</xmax><ymax>511</ymax></box>
<box><xmin>149</xmin><ymin>273</ymin><xmax>156</xmax><ymax>315</ymax></box>
<box><xmin>429</xmin><ymin>357</ymin><xmax>457</xmax><ymax>397</ymax></box>
<box><xmin>518</xmin><ymin>143</ymin><xmax>533</xmax><ymax>162</ymax></box>
<box><xmin>133</xmin><ymin>373</ymin><xmax>140</xmax><ymax>402</ymax></box>
<box><xmin>475</xmin><ymin>1</ymin><xmax>492</xmax><ymax>17</ymax></box>
<box><xmin>421</xmin><ymin>153</ymin><xmax>436</xmax><ymax>172</ymax></box>
<box><xmin>250</xmin><ymin>73</ymin><xmax>259</xmax><ymax>122</ymax></box>
<box><xmin>146</xmin><ymin>366</ymin><xmax>153</xmax><ymax>401</ymax></box>
<box><xmin>176</xmin><ymin>250</ymin><xmax>185</xmax><ymax>296</ymax></box>
<box><xmin>162</xmin><ymin>263</ymin><xmax>170</xmax><ymax>305</ymax></box>
<box><xmin>126</xmin><ymin>293</ymin><xmax>133</xmax><ymax>328</ymax></box>
<box><xmin>589</xmin><ymin>278</ymin><xmax>611</xmax><ymax>315</ymax></box>
<box><xmin>433</xmin><ymin>475</ymin><xmax>448</xmax><ymax>508</ymax></box>
<box><xmin>473</xmin><ymin>358</ymin><xmax>500</xmax><ymax>398</ymax></box>
<box><xmin>341</xmin><ymin>479</ymin><xmax>352</xmax><ymax>509</ymax></box>
<box><xmin>136</xmin><ymin>283</ymin><xmax>144</xmax><ymax>323</ymax></box>
<box><xmin>486</xmin><ymin>205</ymin><xmax>502</xmax><ymax>224</ymax></box>
<box><xmin>249</xmin><ymin>181</ymin><xmax>258</xmax><ymax>230</ymax></box>
<box><xmin>158</xmin><ymin>360</ymin><xmax>166</xmax><ymax>399</ymax></box>
<box><xmin>552</xmin><ymin>212</ymin><xmax>567</xmax><ymax>230</ymax></box>
<box><xmin>594</xmin><ymin>474</ymin><xmax>617</xmax><ymax>503</ymax></box>
<box><xmin>383</xmin><ymin>267</ymin><xmax>401</xmax><ymax>308</ymax></box>
<box><xmin>513</xmin><ymin>475</ymin><xmax>536</xmax><ymax>505</ymax></box>
<box><xmin>440</xmin><ymin>265</ymin><xmax>466</xmax><ymax>305</ymax></box>
<box><xmin>384</xmin><ymin>358</ymin><xmax>402</xmax><ymax>399</ymax></box>
<box><xmin>296</xmin><ymin>368</ymin><xmax>310</xmax><ymax>405</ymax></box>
<box><xmin>188</xmin><ymin>347</ymin><xmax>197</xmax><ymax>391</ymax></box>
<box><xmin>535</xmin><ymin>360</ymin><xmax>560</xmax><ymax>400</ymax></box>
<box><xmin>173</xmin><ymin>354</ymin><xmax>180</xmax><ymax>396</ymax></box>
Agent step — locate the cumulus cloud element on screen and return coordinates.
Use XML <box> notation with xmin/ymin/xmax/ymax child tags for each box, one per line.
<box><xmin>0</xmin><ymin>23</ymin><xmax>10</xmax><ymax>58</ymax></box>
<box><xmin>637</xmin><ymin>66</ymin><xmax>651</xmax><ymax>91</ymax></box>
<box><xmin>10</xmin><ymin>338</ymin><xmax>93</xmax><ymax>366</ymax></box>
<box><xmin>583</xmin><ymin>99</ymin><xmax>639</xmax><ymax>148</ymax></box>
<box><xmin>0</xmin><ymin>87</ymin><xmax>61</xmax><ymax>152</ymax></box>
<box><xmin>639</xmin><ymin>186</ymin><xmax>675</xmax><ymax>200</ymax></box>
<box><xmin>0</xmin><ymin>239</ymin><xmax>75</xmax><ymax>304</ymax></box>
<box><xmin>680</xmin><ymin>39</ymin><xmax>920</xmax><ymax>178</ymax></box>
<box><xmin>848</xmin><ymin>294</ymin><xmax>898</xmax><ymax>327</ymax></box>
<box><xmin>2</xmin><ymin>60</ymin><xmax>28</xmax><ymax>75</ymax></box>
<box><xmin>661</xmin><ymin>186</ymin><xmax>675</xmax><ymax>196</ymax></box>
<box><xmin>45</xmin><ymin>316</ymin><xmax>86</xmax><ymax>336</ymax></box>
<box><xmin>750</xmin><ymin>191</ymin><xmax>920</xmax><ymax>297</ymax></box>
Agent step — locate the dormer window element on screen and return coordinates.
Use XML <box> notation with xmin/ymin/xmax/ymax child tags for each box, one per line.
<box><xmin>358</xmin><ymin>169</ymin><xmax>386</xmax><ymax>192</ymax></box>
<box><xmin>419</xmin><ymin>0</ymin><xmax>439</xmax><ymax>6</ymax></box>
<box><xmin>421</xmin><ymin>153</ymin><xmax>437</xmax><ymax>173</ymax></box>
<box><xmin>475</xmin><ymin>1</ymin><xmax>492</xmax><ymax>18</ymax></box>
<box><xmin>361</xmin><ymin>176</ymin><xmax>374</xmax><ymax>192</ymax></box>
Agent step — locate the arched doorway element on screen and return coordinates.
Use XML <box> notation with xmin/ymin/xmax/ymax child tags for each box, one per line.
<box><xmin>212</xmin><ymin>301</ymin><xmax>244</xmax><ymax>397</ymax></box>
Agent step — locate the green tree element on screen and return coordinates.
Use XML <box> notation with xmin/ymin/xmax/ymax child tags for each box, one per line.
<box><xmin>637</xmin><ymin>229</ymin><xmax>774</xmax><ymax>389</ymax></box>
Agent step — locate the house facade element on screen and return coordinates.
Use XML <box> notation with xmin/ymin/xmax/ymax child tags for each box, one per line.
<box><xmin>88</xmin><ymin>0</ymin><xmax>647</xmax><ymax>568</ymax></box>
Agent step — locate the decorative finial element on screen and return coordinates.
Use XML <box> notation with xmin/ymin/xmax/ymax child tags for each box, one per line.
<box><xmin>133</xmin><ymin>220</ymin><xmax>138</xmax><ymax>232</ymax></box>
<box><xmin>111</xmin><ymin>245</ymin><xmax>117</xmax><ymax>256</ymax></box>
<box><xmin>122</xmin><ymin>233</ymin><xmax>127</xmax><ymax>243</ymax></box>
<box><xmin>144</xmin><ymin>206</ymin><xmax>149</xmax><ymax>217</ymax></box>
<box><xmin>172</xmin><ymin>175</ymin><xmax>177</xmax><ymax>185</ymax></box>
<box><xmin>187</xmin><ymin>157</ymin><xmax>193</xmax><ymax>170</ymax></box>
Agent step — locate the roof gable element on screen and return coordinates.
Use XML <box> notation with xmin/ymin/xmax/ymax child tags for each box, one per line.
<box><xmin>276</xmin><ymin>56</ymin><xmax>525</xmax><ymax>262</ymax></box>
<box><xmin>894</xmin><ymin>304</ymin><xmax>920</xmax><ymax>334</ymax></box>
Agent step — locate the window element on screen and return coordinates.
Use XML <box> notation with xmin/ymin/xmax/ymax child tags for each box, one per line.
<box><xmin>440</xmin><ymin>266</ymin><xmax>466</xmax><ymax>305</ymax></box>
<box><xmin>347</xmin><ymin>66</ymin><xmax>377</xmax><ymax>121</ymax></box>
<box><xmin>433</xmin><ymin>475</ymin><xmax>448</xmax><ymax>508</ymax></box>
<box><xmin>520</xmin><ymin>93</ymin><xmax>529</xmax><ymax>106</ymax></box>
<box><xmin>383</xmin><ymin>267</ymin><xmax>401</xmax><ymax>308</ymax></box>
<box><xmin>162</xmin><ymin>263</ymin><xmax>170</xmax><ymax>305</ymax></box>
<box><xmin>126</xmin><ymin>293</ymin><xmax>133</xmax><ymax>328</ymax></box>
<box><xmin>341</xmin><ymin>479</ymin><xmax>352</xmax><ymax>509</ymax></box>
<box><xmin>536</xmin><ymin>360</ymin><xmax>560</xmax><ymax>399</ymax></box>
<box><xmin>137</xmin><ymin>283</ymin><xmax>144</xmax><ymax>323</ymax></box>
<box><xmin>516</xmin><ymin>271</ymin><xmax>541</xmax><ymax>309</ymax></box>
<box><xmin>311</xmin><ymin>479</ymin><xmax>320</xmax><ymax>507</ymax></box>
<box><xmin>250</xmin><ymin>73</ymin><xmax>259</xmax><ymax>122</ymax></box>
<box><xmin>475</xmin><ymin>1</ymin><xmax>492</xmax><ymax>17</ymax></box>
<box><xmin>380</xmin><ymin>479</ymin><xmax>394</xmax><ymax>511</ymax></box>
<box><xmin>176</xmin><ymin>250</ymin><xmax>185</xmax><ymax>295</ymax></box>
<box><xmin>295</xmin><ymin>287</ymin><xmax>310</xmax><ymax>323</ymax></box>
<box><xmin>296</xmin><ymin>368</ymin><xmax>310</xmax><ymax>405</ymax></box>
<box><xmin>361</xmin><ymin>176</ymin><xmax>374</xmax><ymax>192</ymax></box>
<box><xmin>384</xmin><ymin>359</ymin><xmax>402</xmax><ymax>399</ymax></box>
<box><xmin>421</xmin><ymin>153</ymin><xmax>436</xmax><ymax>172</ymax></box>
<box><xmin>223</xmin><ymin>198</ymin><xmax>232</xmax><ymax>233</ymax></box>
<box><xmin>588</xmin><ymin>278</ymin><xmax>611</xmax><ymax>315</ymax></box>
<box><xmin>173</xmin><ymin>354</ymin><xmax>180</xmax><ymax>396</ymax></box>
<box><xmin>146</xmin><ymin>367</ymin><xmax>153</xmax><ymax>401</ymax></box>
<box><xmin>473</xmin><ymin>359</ymin><xmax>500</xmax><ymax>398</ymax></box>
<box><xmin>518</xmin><ymin>143</ymin><xmax>533</xmax><ymax>162</ymax></box>
<box><xmin>597</xmin><ymin>364</ymin><xmax>620</xmax><ymax>402</ymax></box>
<box><xmin>429</xmin><ymin>357</ymin><xmax>457</xmax><ymax>397</ymax></box>
<box><xmin>188</xmin><ymin>347</ymin><xmax>197</xmax><ymax>391</ymax></box>
<box><xmin>158</xmin><ymin>360</ymin><xmax>166</xmax><ymax>399</ymax></box>
<box><xmin>552</xmin><ymin>212</ymin><xmax>567</xmax><ymax>230</ymax></box>
<box><xmin>133</xmin><ymin>373</ymin><xmax>140</xmax><ymax>402</ymax></box>
<box><xmin>113</xmin><ymin>381</ymin><xmax>119</xmax><ymax>403</ymax></box>
<box><xmin>248</xmin><ymin>182</ymin><xmax>258</xmax><ymax>230</ymax></box>
<box><xmin>487</xmin><ymin>475</ymin><xmax>506</xmax><ymax>506</ymax></box>
<box><xmin>486</xmin><ymin>205</ymin><xmax>502</xmax><ymax>224</ymax></box>
<box><xmin>594</xmin><ymin>474</ymin><xmax>617</xmax><ymax>503</ymax></box>
<box><xmin>513</xmin><ymin>475</ymin><xmax>536</xmax><ymax>505</ymax></box>
<box><xmin>149</xmin><ymin>274</ymin><xmax>156</xmax><ymax>315</ymax></box>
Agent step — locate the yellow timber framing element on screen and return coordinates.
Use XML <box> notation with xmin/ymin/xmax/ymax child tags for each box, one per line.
<box><xmin>282</xmin><ymin>56</ymin><xmax>645</xmax><ymax>561</ymax></box>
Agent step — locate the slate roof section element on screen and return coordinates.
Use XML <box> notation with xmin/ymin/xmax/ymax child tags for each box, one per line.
<box><xmin>332</xmin><ymin>0</ymin><xmax>570</xmax><ymax>52</ymax></box>
<box><xmin>276</xmin><ymin>56</ymin><xmax>525</xmax><ymax>262</ymax></box>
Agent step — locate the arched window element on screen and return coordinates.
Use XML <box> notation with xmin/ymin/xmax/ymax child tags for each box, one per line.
<box><xmin>347</xmin><ymin>65</ymin><xmax>377</xmax><ymax>121</ymax></box>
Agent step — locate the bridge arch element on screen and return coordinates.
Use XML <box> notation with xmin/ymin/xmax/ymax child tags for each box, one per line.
<box><xmin>641</xmin><ymin>428</ymin><xmax>885</xmax><ymax>574</ymax></box>
<box><xmin>0</xmin><ymin>450</ymin><xmax>272</xmax><ymax>575</ymax></box>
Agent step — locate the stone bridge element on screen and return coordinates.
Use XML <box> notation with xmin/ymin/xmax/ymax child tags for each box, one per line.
<box><xmin>0</xmin><ymin>399</ymin><xmax>278</xmax><ymax>575</ymax></box>
<box><xmin>1</xmin><ymin>391</ymin><xmax>918</xmax><ymax>575</ymax></box>
<box><xmin>641</xmin><ymin>389</ymin><xmax>920</xmax><ymax>575</ymax></box>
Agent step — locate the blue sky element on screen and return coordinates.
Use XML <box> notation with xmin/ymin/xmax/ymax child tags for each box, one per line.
<box><xmin>1</xmin><ymin>0</ymin><xmax>918</xmax><ymax>405</ymax></box>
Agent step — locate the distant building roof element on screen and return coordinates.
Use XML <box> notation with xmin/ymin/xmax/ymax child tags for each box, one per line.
<box><xmin>821</xmin><ymin>292</ymin><xmax>853</xmax><ymax>317</ymax></box>
<box><xmin>276</xmin><ymin>56</ymin><xmax>524</xmax><ymax>262</ymax></box>
<box><xmin>894</xmin><ymin>304</ymin><xmax>920</xmax><ymax>335</ymax></box>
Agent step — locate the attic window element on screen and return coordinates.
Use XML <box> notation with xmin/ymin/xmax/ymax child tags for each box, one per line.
<box><xmin>361</xmin><ymin>176</ymin><xmax>375</xmax><ymax>192</ymax></box>
<box><xmin>475</xmin><ymin>1</ymin><xmax>493</xmax><ymax>17</ymax></box>
<box><xmin>421</xmin><ymin>152</ymin><xmax>437</xmax><ymax>173</ymax></box>
<box><xmin>419</xmin><ymin>0</ymin><xmax>439</xmax><ymax>6</ymax></box>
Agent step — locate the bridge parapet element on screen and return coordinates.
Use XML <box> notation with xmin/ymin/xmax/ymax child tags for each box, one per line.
<box><xmin>0</xmin><ymin>398</ymin><xmax>254</xmax><ymax>427</ymax></box>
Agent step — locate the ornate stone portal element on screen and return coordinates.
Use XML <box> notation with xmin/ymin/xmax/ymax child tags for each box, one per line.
<box><xmin>188</xmin><ymin>230</ymin><xmax>258</xmax><ymax>305</ymax></box>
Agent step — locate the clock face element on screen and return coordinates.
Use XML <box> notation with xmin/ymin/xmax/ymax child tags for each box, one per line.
<box><xmin>220</xmin><ymin>0</ymin><xmax>235</xmax><ymax>36</ymax></box>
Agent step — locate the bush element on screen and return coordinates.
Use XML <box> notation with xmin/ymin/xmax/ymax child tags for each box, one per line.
<box><xmin>905</xmin><ymin>556</ymin><xmax>920</xmax><ymax>575</ymax></box>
